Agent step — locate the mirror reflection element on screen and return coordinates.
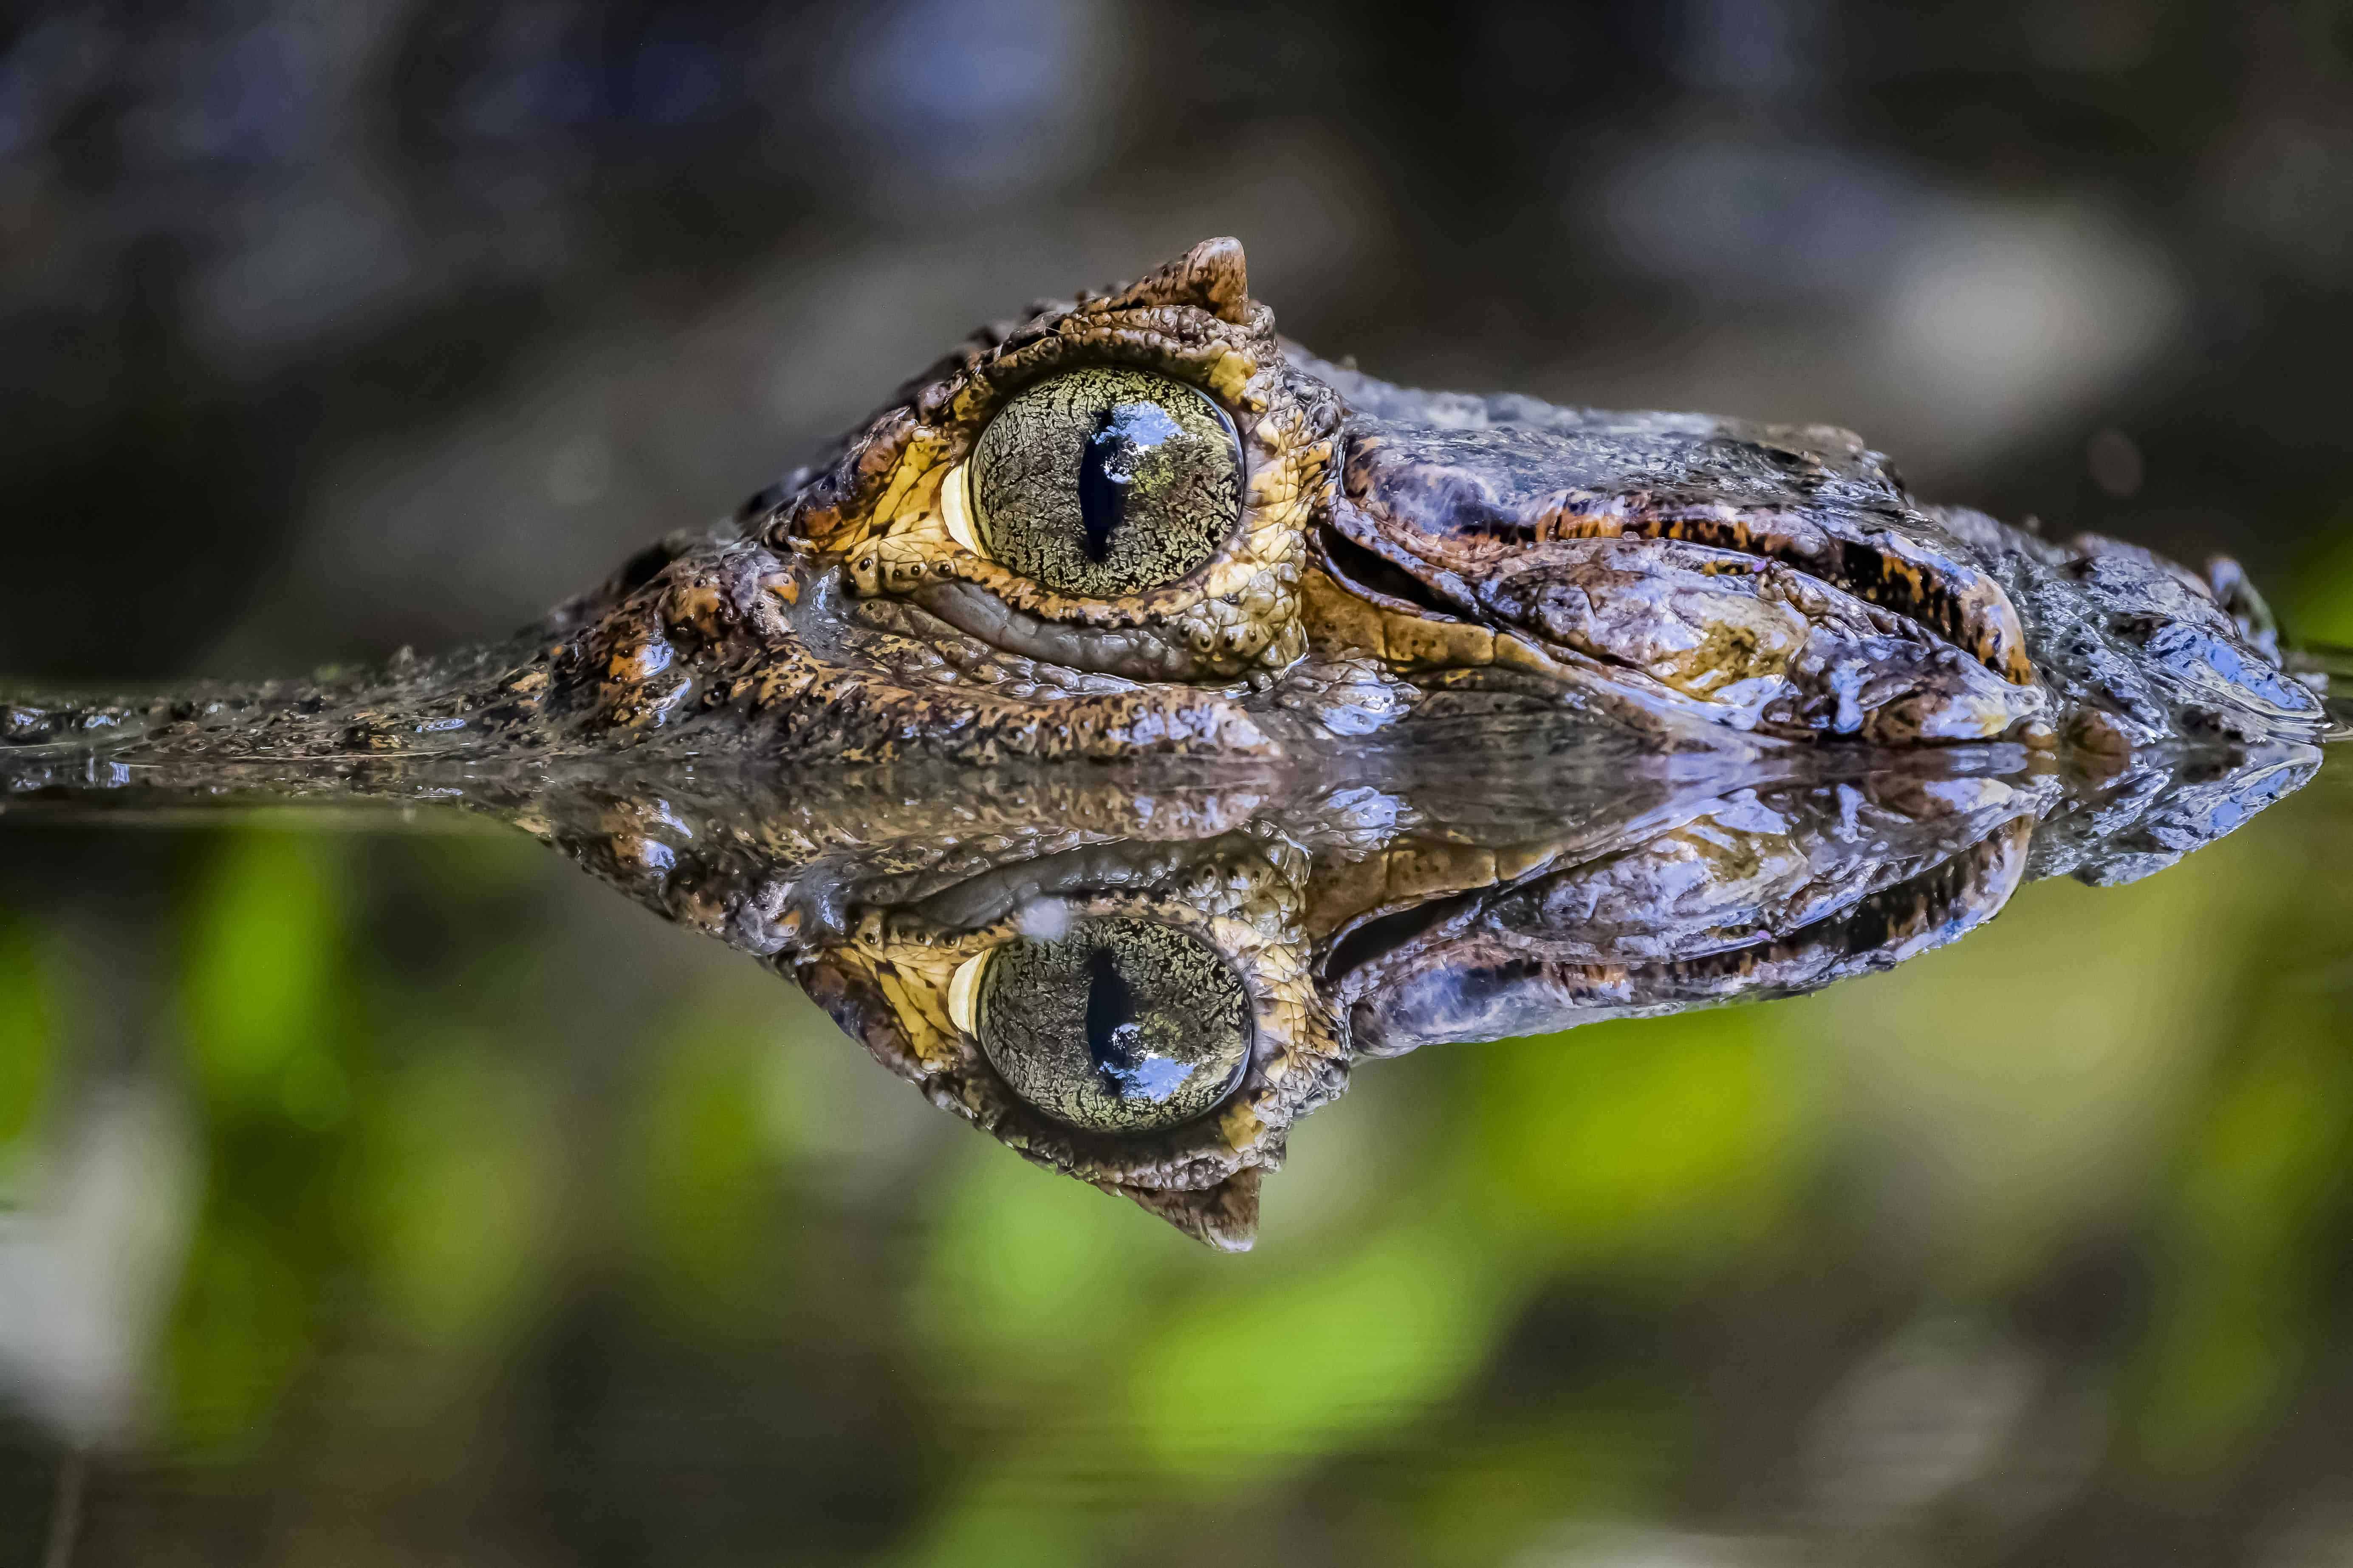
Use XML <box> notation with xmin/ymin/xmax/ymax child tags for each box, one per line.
<box><xmin>6</xmin><ymin>739</ymin><xmax>2300</xmax><ymax>1250</ymax></box>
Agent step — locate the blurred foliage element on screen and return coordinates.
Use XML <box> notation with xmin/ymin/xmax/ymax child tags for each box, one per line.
<box><xmin>1469</xmin><ymin>1004</ymin><xmax>1812</xmax><ymax>1268</ymax></box>
<box><xmin>0</xmin><ymin>914</ymin><xmax>58</xmax><ymax>1196</ymax></box>
<box><xmin>624</xmin><ymin>1007</ymin><xmax>803</xmax><ymax>1330</ymax></box>
<box><xmin>180</xmin><ymin>831</ymin><xmax>349</xmax><ymax>1129</ymax></box>
<box><xmin>2123</xmin><ymin>787</ymin><xmax>2353</xmax><ymax>1482</ymax></box>
<box><xmin>166</xmin><ymin>830</ymin><xmax>353</xmax><ymax>1452</ymax></box>
<box><xmin>2288</xmin><ymin>501</ymin><xmax>2353</xmax><ymax>647</ymax></box>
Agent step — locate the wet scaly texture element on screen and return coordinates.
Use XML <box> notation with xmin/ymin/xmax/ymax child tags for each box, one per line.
<box><xmin>0</xmin><ymin>237</ymin><xmax>2325</xmax><ymax>771</ymax></box>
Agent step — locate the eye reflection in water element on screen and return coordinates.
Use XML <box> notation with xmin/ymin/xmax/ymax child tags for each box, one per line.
<box><xmin>970</xmin><ymin>916</ymin><xmax>1252</xmax><ymax>1135</ymax></box>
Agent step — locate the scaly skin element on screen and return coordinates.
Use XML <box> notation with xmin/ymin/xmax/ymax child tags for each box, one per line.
<box><xmin>0</xmin><ymin>237</ymin><xmax>2328</xmax><ymax>768</ymax></box>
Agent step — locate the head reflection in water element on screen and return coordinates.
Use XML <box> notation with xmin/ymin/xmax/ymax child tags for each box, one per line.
<box><xmin>489</xmin><ymin>739</ymin><xmax>2313</xmax><ymax>1249</ymax></box>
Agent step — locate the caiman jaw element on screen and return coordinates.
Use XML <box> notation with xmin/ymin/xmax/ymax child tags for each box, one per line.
<box><xmin>1302</xmin><ymin>421</ymin><xmax>2049</xmax><ymax>745</ymax></box>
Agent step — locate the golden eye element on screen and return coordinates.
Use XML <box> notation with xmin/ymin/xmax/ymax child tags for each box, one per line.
<box><xmin>964</xmin><ymin>367</ymin><xmax>1242</xmax><ymax>598</ymax></box>
<box><xmin>967</xmin><ymin>916</ymin><xmax>1251</xmax><ymax>1135</ymax></box>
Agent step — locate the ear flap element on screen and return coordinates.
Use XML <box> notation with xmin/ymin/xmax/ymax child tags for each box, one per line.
<box><xmin>1102</xmin><ymin>236</ymin><xmax>1253</xmax><ymax>326</ymax></box>
<box><xmin>1113</xmin><ymin>1166</ymin><xmax>1261</xmax><ymax>1251</ymax></box>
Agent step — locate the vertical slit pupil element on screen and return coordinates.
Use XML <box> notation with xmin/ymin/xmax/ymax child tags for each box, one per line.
<box><xmin>1077</xmin><ymin>408</ymin><xmax>1127</xmax><ymax>563</ymax></box>
<box><xmin>1084</xmin><ymin>944</ymin><xmax>1139</xmax><ymax>1078</ymax></box>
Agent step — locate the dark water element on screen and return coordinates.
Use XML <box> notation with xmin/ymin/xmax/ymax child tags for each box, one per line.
<box><xmin>1</xmin><ymin>745</ymin><xmax>2350</xmax><ymax>1567</ymax></box>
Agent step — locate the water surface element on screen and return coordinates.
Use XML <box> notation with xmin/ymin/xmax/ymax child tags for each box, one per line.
<box><xmin>2</xmin><ymin>749</ymin><xmax>2350</xmax><ymax>1568</ymax></box>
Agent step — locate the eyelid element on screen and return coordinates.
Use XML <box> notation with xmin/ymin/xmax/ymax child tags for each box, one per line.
<box><xmin>939</xmin><ymin>460</ymin><xmax>985</xmax><ymax>557</ymax></box>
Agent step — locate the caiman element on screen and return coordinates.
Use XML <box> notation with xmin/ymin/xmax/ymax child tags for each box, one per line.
<box><xmin>0</xmin><ymin>237</ymin><xmax>2330</xmax><ymax>766</ymax></box>
<box><xmin>0</xmin><ymin>240</ymin><xmax>2333</xmax><ymax>1247</ymax></box>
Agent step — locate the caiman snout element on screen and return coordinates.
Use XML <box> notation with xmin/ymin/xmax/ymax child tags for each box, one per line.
<box><xmin>1304</xmin><ymin>414</ymin><xmax>2051</xmax><ymax>745</ymax></box>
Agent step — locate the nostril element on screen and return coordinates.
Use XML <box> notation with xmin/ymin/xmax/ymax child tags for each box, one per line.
<box><xmin>1317</xmin><ymin>526</ymin><xmax>1461</xmax><ymax>622</ymax></box>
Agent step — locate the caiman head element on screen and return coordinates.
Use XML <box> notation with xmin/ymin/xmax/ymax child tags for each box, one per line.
<box><xmin>3</xmin><ymin>237</ymin><xmax>2325</xmax><ymax>765</ymax></box>
<box><xmin>532</xmin><ymin>236</ymin><xmax>2325</xmax><ymax>764</ymax></box>
<box><xmin>521</xmin><ymin>743</ymin><xmax>2313</xmax><ymax>1249</ymax></box>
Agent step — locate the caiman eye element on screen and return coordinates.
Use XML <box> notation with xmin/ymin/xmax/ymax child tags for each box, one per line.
<box><xmin>961</xmin><ymin>367</ymin><xmax>1243</xmax><ymax>598</ymax></box>
<box><xmin>957</xmin><ymin>916</ymin><xmax>1251</xmax><ymax>1135</ymax></box>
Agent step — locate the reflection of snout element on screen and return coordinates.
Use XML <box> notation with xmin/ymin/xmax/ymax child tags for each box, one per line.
<box><xmin>1341</xmin><ymin>804</ymin><xmax>2037</xmax><ymax>1056</ymax></box>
